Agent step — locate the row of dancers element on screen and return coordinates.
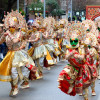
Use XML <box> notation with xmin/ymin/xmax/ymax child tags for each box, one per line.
<box><xmin>0</xmin><ymin>10</ymin><xmax>100</xmax><ymax>100</ymax></box>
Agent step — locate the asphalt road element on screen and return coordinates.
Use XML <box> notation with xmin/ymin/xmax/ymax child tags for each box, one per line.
<box><xmin>0</xmin><ymin>60</ymin><xmax>100</xmax><ymax>100</ymax></box>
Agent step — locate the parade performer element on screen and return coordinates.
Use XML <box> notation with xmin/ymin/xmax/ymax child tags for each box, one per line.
<box><xmin>82</xmin><ymin>19</ymin><xmax>98</xmax><ymax>96</ymax></box>
<box><xmin>57</xmin><ymin>19</ymin><xmax>68</xmax><ymax>60</ymax></box>
<box><xmin>0</xmin><ymin>10</ymin><xmax>37</xmax><ymax>96</ymax></box>
<box><xmin>58</xmin><ymin>23</ymin><xmax>92</xmax><ymax>100</ymax></box>
<box><xmin>51</xmin><ymin>22</ymin><xmax>61</xmax><ymax>64</ymax></box>
<box><xmin>41</xmin><ymin>18</ymin><xmax>54</xmax><ymax>69</ymax></box>
<box><xmin>45</xmin><ymin>17</ymin><xmax>59</xmax><ymax>64</ymax></box>
<box><xmin>95</xmin><ymin>18</ymin><xmax>100</xmax><ymax>79</ymax></box>
<box><xmin>28</xmin><ymin>21</ymin><xmax>47</xmax><ymax>78</ymax></box>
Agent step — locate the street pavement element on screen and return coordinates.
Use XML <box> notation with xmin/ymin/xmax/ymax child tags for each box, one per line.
<box><xmin>0</xmin><ymin>60</ymin><xmax>100</xmax><ymax>100</ymax></box>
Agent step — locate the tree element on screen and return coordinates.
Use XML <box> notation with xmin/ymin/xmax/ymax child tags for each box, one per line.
<box><xmin>29</xmin><ymin>0</ymin><xmax>43</xmax><ymax>14</ymax></box>
<box><xmin>29</xmin><ymin>0</ymin><xmax>65</xmax><ymax>17</ymax></box>
<box><xmin>46</xmin><ymin>0</ymin><xmax>59</xmax><ymax>16</ymax></box>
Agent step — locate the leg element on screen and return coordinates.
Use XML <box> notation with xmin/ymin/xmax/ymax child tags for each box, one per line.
<box><xmin>10</xmin><ymin>67</ymin><xmax>19</xmax><ymax>96</ymax></box>
<box><xmin>20</xmin><ymin>66</ymin><xmax>30</xmax><ymax>89</ymax></box>
<box><xmin>36</xmin><ymin>58</ymin><xmax>43</xmax><ymax>78</ymax></box>
<box><xmin>83</xmin><ymin>88</ymin><xmax>89</xmax><ymax>100</ymax></box>
<box><xmin>98</xmin><ymin>64</ymin><xmax>100</xmax><ymax>79</ymax></box>
<box><xmin>91</xmin><ymin>81</ymin><xmax>96</xmax><ymax>96</ymax></box>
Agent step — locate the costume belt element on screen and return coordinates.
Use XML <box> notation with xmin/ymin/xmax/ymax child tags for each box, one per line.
<box><xmin>43</xmin><ymin>42</ymin><xmax>48</xmax><ymax>45</ymax></box>
<box><xmin>34</xmin><ymin>43</ymin><xmax>43</xmax><ymax>48</ymax></box>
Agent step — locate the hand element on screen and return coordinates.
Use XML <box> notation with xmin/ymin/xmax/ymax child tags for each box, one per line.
<box><xmin>4</xmin><ymin>32</ymin><xmax>8</xmax><ymax>36</ymax></box>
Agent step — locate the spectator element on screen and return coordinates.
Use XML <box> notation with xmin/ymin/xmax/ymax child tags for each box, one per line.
<box><xmin>68</xmin><ymin>17</ymin><xmax>71</xmax><ymax>22</ymax></box>
<box><xmin>77</xmin><ymin>16</ymin><xmax>82</xmax><ymax>22</ymax></box>
<box><xmin>0</xmin><ymin>24</ymin><xmax>8</xmax><ymax>62</ymax></box>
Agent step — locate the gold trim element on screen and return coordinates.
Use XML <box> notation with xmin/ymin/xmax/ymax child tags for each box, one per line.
<box><xmin>0</xmin><ymin>75</ymin><xmax>12</xmax><ymax>82</ymax></box>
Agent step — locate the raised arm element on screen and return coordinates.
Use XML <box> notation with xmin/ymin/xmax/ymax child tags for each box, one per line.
<box><xmin>65</xmin><ymin>50</ymin><xmax>75</xmax><ymax>60</ymax></box>
<box><xmin>74</xmin><ymin>47</ymin><xmax>85</xmax><ymax>60</ymax></box>
<box><xmin>28</xmin><ymin>32</ymin><xmax>40</xmax><ymax>43</ymax></box>
<box><xmin>42</xmin><ymin>31</ymin><xmax>49</xmax><ymax>39</ymax></box>
<box><xmin>8</xmin><ymin>32</ymin><xmax>21</xmax><ymax>43</ymax></box>
<box><xmin>19</xmin><ymin>40</ymin><xmax>27</xmax><ymax>50</ymax></box>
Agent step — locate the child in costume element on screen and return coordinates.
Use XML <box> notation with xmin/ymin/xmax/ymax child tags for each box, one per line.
<box><xmin>58</xmin><ymin>23</ymin><xmax>92</xmax><ymax>100</ymax></box>
<box><xmin>95</xmin><ymin>18</ymin><xmax>100</xmax><ymax>79</ymax></box>
<box><xmin>82</xmin><ymin>19</ymin><xmax>98</xmax><ymax>96</ymax></box>
<box><xmin>41</xmin><ymin>18</ymin><xmax>54</xmax><ymax>69</ymax></box>
<box><xmin>0</xmin><ymin>11</ymin><xmax>37</xmax><ymax>96</ymax></box>
<box><xmin>28</xmin><ymin>21</ymin><xmax>47</xmax><ymax>78</ymax></box>
<box><xmin>57</xmin><ymin>19</ymin><xmax>68</xmax><ymax>61</ymax></box>
<box><xmin>51</xmin><ymin>21</ymin><xmax>61</xmax><ymax>64</ymax></box>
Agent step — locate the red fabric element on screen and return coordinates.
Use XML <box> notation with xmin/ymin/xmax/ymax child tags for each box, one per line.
<box><xmin>44</xmin><ymin>57</ymin><xmax>49</xmax><ymax>68</ymax></box>
<box><xmin>29</xmin><ymin>71</ymin><xmax>37</xmax><ymax>80</ymax></box>
<box><xmin>28</xmin><ymin>64</ymin><xmax>33</xmax><ymax>70</ymax></box>
<box><xmin>58</xmin><ymin>70</ymin><xmax>76</xmax><ymax>96</ymax></box>
<box><xmin>98</xmin><ymin>36</ymin><xmax>100</xmax><ymax>39</ymax></box>
<box><xmin>70</xmin><ymin>58</ymin><xmax>83</xmax><ymax>67</ymax></box>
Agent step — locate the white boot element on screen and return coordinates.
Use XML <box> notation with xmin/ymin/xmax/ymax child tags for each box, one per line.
<box><xmin>9</xmin><ymin>86</ymin><xmax>19</xmax><ymax>96</ymax></box>
<box><xmin>20</xmin><ymin>81</ymin><xmax>30</xmax><ymax>89</ymax></box>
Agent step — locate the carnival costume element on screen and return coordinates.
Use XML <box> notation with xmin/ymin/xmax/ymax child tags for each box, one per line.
<box><xmin>95</xmin><ymin>18</ymin><xmax>100</xmax><ymax>79</ymax></box>
<box><xmin>58</xmin><ymin>23</ymin><xmax>93</xmax><ymax>100</ymax></box>
<box><xmin>0</xmin><ymin>11</ymin><xmax>37</xmax><ymax>96</ymax></box>
<box><xmin>56</xmin><ymin>19</ymin><xmax>68</xmax><ymax>60</ymax></box>
<box><xmin>82</xmin><ymin>19</ymin><xmax>98</xmax><ymax>97</ymax></box>
<box><xmin>28</xmin><ymin>20</ymin><xmax>47</xmax><ymax>78</ymax></box>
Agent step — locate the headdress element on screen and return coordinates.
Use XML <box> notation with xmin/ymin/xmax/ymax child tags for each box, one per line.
<box><xmin>3</xmin><ymin>10</ymin><xmax>27</xmax><ymax>29</ymax></box>
<box><xmin>59</xmin><ymin>19</ymin><xmax>68</xmax><ymax>28</ymax></box>
<box><xmin>67</xmin><ymin>23</ymin><xmax>86</xmax><ymax>40</ymax></box>
<box><xmin>82</xmin><ymin>19</ymin><xmax>98</xmax><ymax>36</ymax></box>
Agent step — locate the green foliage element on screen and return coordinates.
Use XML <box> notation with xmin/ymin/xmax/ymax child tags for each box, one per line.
<box><xmin>29</xmin><ymin>0</ymin><xmax>64</xmax><ymax>16</ymax></box>
<box><xmin>29</xmin><ymin>0</ymin><xmax>43</xmax><ymax>13</ymax></box>
<box><xmin>73</xmin><ymin>16</ymin><xmax>77</xmax><ymax>20</ymax></box>
<box><xmin>19</xmin><ymin>8</ymin><xmax>25</xmax><ymax>16</ymax></box>
<box><xmin>46</xmin><ymin>0</ymin><xmax>63</xmax><ymax>16</ymax></box>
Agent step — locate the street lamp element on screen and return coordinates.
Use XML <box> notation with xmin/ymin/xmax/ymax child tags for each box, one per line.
<box><xmin>71</xmin><ymin>0</ymin><xmax>72</xmax><ymax>21</ymax></box>
<box><xmin>43</xmin><ymin>0</ymin><xmax>46</xmax><ymax>18</ymax></box>
<box><xmin>17</xmin><ymin>0</ymin><xmax>19</xmax><ymax>12</ymax></box>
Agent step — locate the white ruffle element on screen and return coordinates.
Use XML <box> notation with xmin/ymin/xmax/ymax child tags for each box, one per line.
<box><xmin>12</xmin><ymin>50</ymin><xmax>35</xmax><ymax>67</ymax></box>
<box><xmin>33</xmin><ymin>45</ymin><xmax>47</xmax><ymax>60</ymax></box>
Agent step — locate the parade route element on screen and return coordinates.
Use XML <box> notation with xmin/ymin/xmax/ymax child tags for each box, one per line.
<box><xmin>0</xmin><ymin>60</ymin><xmax>100</xmax><ymax>100</ymax></box>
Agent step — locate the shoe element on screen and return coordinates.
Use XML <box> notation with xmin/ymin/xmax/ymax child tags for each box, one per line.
<box><xmin>38</xmin><ymin>72</ymin><xmax>43</xmax><ymax>79</ymax></box>
<box><xmin>84</xmin><ymin>98</ymin><xmax>88</xmax><ymax>100</ymax></box>
<box><xmin>79</xmin><ymin>93</ymin><xmax>83</xmax><ymax>96</ymax></box>
<box><xmin>20</xmin><ymin>81</ymin><xmax>30</xmax><ymax>89</ymax></box>
<box><xmin>9</xmin><ymin>86</ymin><xmax>19</xmax><ymax>96</ymax></box>
<box><xmin>92</xmin><ymin>91</ymin><xmax>96</xmax><ymax>96</ymax></box>
<box><xmin>47</xmin><ymin>67</ymin><xmax>51</xmax><ymax>70</ymax></box>
<box><xmin>98</xmin><ymin>75</ymin><xmax>100</xmax><ymax>80</ymax></box>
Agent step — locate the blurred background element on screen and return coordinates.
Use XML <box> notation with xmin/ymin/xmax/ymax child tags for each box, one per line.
<box><xmin>0</xmin><ymin>0</ymin><xmax>100</xmax><ymax>22</ymax></box>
